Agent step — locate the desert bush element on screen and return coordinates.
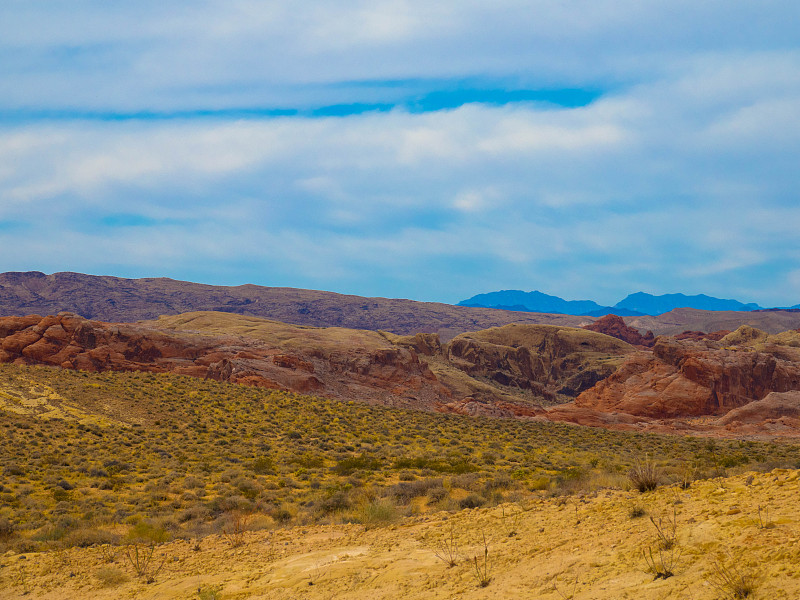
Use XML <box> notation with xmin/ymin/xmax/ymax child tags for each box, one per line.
<box><xmin>334</xmin><ymin>455</ymin><xmax>382</xmax><ymax>475</ymax></box>
<box><xmin>318</xmin><ymin>490</ymin><xmax>352</xmax><ymax>514</ymax></box>
<box><xmin>471</xmin><ymin>532</ymin><xmax>491</xmax><ymax>587</ymax></box>
<box><xmin>0</xmin><ymin>517</ymin><xmax>14</xmax><ymax>539</ymax></box>
<box><xmin>126</xmin><ymin>521</ymin><xmax>170</xmax><ymax>544</ymax></box>
<box><xmin>388</xmin><ymin>478</ymin><xmax>443</xmax><ymax>504</ymax></box>
<box><xmin>64</xmin><ymin>527</ymin><xmax>118</xmax><ymax>548</ymax></box>
<box><xmin>459</xmin><ymin>494</ymin><xmax>486</xmax><ymax>509</ymax></box>
<box><xmin>353</xmin><ymin>498</ymin><xmax>398</xmax><ymax>528</ymax></box>
<box><xmin>642</xmin><ymin>506</ymin><xmax>680</xmax><ymax>579</ymax></box>
<box><xmin>433</xmin><ymin>524</ymin><xmax>460</xmax><ymax>567</ymax></box>
<box><xmin>270</xmin><ymin>506</ymin><xmax>293</xmax><ymax>524</ymax></box>
<box><xmin>451</xmin><ymin>473</ymin><xmax>481</xmax><ymax>491</ymax></box>
<box><xmin>642</xmin><ymin>544</ymin><xmax>677</xmax><ymax>579</ymax></box>
<box><xmin>629</xmin><ymin>504</ymin><xmax>646</xmax><ymax>519</ymax></box>
<box><xmin>222</xmin><ymin>511</ymin><xmax>251</xmax><ymax>547</ymax></box>
<box><xmin>124</xmin><ymin>541</ymin><xmax>166</xmax><ymax>583</ymax></box>
<box><xmin>483</xmin><ymin>473</ymin><xmax>513</xmax><ymax>491</ymax></box>
<box><xmin>707</xmin><ymin>555</ymin><xmax>761</xmax><ymax>599</ymax></box>
<box><xmin>628</xmin><ymin>457</ymin><xmax>662</xmax><ymax>492</ymax></box>
<box><xmin>249</xmin><ymin>456</ymin><xmax>275</xmax><ymax>475</ymax></box>
<box><xmin>95</xmin><ymin>566</ymin><xmax>128</xmax><ymax>587</ymax></box>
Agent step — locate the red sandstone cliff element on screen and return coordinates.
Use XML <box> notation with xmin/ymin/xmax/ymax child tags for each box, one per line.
<box><xmin>572</xmin><ymin>333</ymin><xmax>800</xmax><ymax>419</ymax></box>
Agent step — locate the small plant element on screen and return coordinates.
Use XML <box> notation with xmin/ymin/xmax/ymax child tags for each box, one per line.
<box><xmin>642</xmin><ymin>544</ymin><xmax>677</xmax><ymax>579</ymax></box>
<box><xmin>707</xmin><ymin>555</ymin><xmax>760</xmax><ymax>599</ymax></box>
<box><xmin>678</xmin><ymin>461</ymin><xmax>699</xmax><ymax>489</ymax></box>
<box><xmin>95</xmin><ymin>566</ymin><xmax>128</xmax><ymax>587</ymax></box>
<box><xmin>434</xmin><ymin>524</ymin><xmax>460</xmax><ymax>567</ymax></box>
<box><xmin>499</xmin><ymin>505</ymin><xmax>523</xmax><ymax>537</ymax></box>
<box><xmin>124</xmin><ymin>542</ymin><xmax>166</xmax><ymax>583</ymax></box>
<box><xmin>553</xmin><ymin>575</ymin><xmax>579</xmax><ymax>599</ymax></box>
<box><xmin>629</xmin><ymin>504</ymin><xmax>646</xmax><ymax>519</ymax></box>
<box><xmin>197</xmin><ymin>584</ymin><xmax>223</xmax><ymax>600</ymax></box>
<box><xmin>756</xmin><ymin>504</ymin><xmax>774</xmax><ymax>529</ymax></box>
<box><xmin>628</xmin><ymin>456</ymin><xmax>662</xmax><ymax>492</ymax></box>
<box><xmin>650</xmin><ymin>506</ymin><xmax>678</xmax><ymax>550</ymax></box>
<box><xmin>642</xmin><ymin>506</ymin><xmax>680</xmax><ymax>579</ymax></box>
<box><xmin>222</xmin><ymin>511</ymin><xmax>250</xmax><ymax>547</ymax></box>
<box><xmin>355</xmin><ymin>498</ymin><xmax>397</xmax><ymax>529</ymax></box>
<box><xmin>471</xmin><ymin>532</ymin><xmax>491</xmax><ymax>588</ymax></box>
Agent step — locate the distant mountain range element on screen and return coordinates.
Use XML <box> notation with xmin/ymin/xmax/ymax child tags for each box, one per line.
<box><xmin>458</xmin><ymin>290</ymin><xmax>798</xmax><ymax>316</ymax></box>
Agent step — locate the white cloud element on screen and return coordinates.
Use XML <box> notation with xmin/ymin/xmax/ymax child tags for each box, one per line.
<box><xmin>1</xmin><ymin>2</ymin><xmax>799</xmax><ymax>306</ymax></box>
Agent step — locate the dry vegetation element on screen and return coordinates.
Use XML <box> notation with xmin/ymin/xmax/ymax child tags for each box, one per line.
<box><xmin>1</xmin><ymin>362</ymin><xmax>799</xmax><ymax>598</ymax></box>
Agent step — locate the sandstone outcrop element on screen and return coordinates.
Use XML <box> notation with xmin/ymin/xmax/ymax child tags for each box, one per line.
<box><xmin>157</xmin><ymin>316</ymin><xmax>636</xmax><ymax>412</ymax></box>
<box><xmin>717</xmin><ymin>391</ymin><xmax>800</xmax><ymax>425</ymax></box>
<box><xmin>0</xmin><ymin>312</ymin><xmax>448</xmax><ymax>409</ymax></box>
<box><xmin>572</xmin><ymin>328</ymin><xmax>800</xmax><ymax>419</ymax></box>
<box><xmin>442</xmin><ymin>323</ymin><xmax>634</xmax><ymax>404</ymax></box>
<box><xmin>583</xmin><ymin>314</ymin><xmax>655</xmax><ymax>348</ymax></box>
<box><xmin>0</xmin><ymin>312</ymin><xmax>638</xmax><ymax>417</ymax></box>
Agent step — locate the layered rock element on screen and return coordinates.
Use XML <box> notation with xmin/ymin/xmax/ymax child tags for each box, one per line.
<box><xmin>573</xmin><ymin>329</ymin><xmax>800</xmax><ymax>419</ymax></box>
<box><xmin>439</xmin><ymin>323</ymin><xmax>634</xmax><ymax>405</ymax></box>
<box><xmin>0</xmin><ymin>312</ymin><xmax>639</xmax><ymax>417</ymax></box>
<box><xmin>0</xmin><ymin>312</ymin><xmax>448</xmax><ymax>409</ymax></box>
<box><xmin>583</xmin><ymin>314</ymin><xmax>655</xmax><ymax>348</ymax></box>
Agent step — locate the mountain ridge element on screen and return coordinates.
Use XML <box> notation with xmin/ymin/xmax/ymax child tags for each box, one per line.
<box><xmin>460</xmin><ymin>289</ymin><xmax>776</xmax><ymax>316</ymax></box>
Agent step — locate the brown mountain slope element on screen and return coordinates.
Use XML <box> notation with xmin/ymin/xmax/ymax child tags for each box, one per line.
<box><xmin>0</xmin><ymin>271</ymin><xmax>591</xmax><ymax>339</ymax></box>
<box><xmin>625</xmin><ymin>307</ymin><xmax>800</xmax><ymax>336</ymax></box>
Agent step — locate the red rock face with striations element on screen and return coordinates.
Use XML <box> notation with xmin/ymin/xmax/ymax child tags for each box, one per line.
<box><xmin>583</xmin><ymin>314</ymin><xmax>655</xmax><ymax>348</ymax></box>
<box><xmin>574</xmin><ymin>335</ymin><xmax>800</xmax><ymax>419</ymax></box>
<box><xmin>0</xmin><ymin>313</ymin><xmax>448</xmax><ymax>409</ymax></box>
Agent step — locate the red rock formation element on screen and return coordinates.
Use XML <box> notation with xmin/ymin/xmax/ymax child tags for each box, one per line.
<box><xmin>717</xmin><ymin>391</ymin><xmax>800</xmax><ymax>425</ymax></box>
<box><xmin>0</xmin><ymin>313</ymin><xmax>448</xmax><ymax>409</ymax></box>
<box><xmin>583</xmin><ymin>314</ymin><xmax>655</xmax><ymax>348</ymax></box>
<box><xmin>573</xmin><ymin>337</ymin><xmax>800</xmax><ymax>419</ymax></box>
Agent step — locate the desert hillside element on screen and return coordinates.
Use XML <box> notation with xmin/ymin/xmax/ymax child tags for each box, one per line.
<box><xmin>0</xmin><ymin>271</ymin><xmax>590</xmax><ymax>339</ymax></box>
<box><xmin>1</xmin><ymin>349</ymin><xmax>800</xmax><ymax>599</ymax></box>
<box><xmin>4</xmin><ymin>271</ymin><xmax>800</xmax><ymax>340</ymax></box>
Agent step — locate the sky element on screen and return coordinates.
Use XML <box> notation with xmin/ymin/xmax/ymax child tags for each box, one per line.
<box><xmin>1</xmin><ymin>1</ymin><xmax>799</xmax><ymax>307</ymax></box>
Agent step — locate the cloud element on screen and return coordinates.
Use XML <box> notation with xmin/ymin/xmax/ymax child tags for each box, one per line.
<box><xmin>0</xmin><ymin>2</ymin><xmax>799</xmax><ymax>306</ymax></box>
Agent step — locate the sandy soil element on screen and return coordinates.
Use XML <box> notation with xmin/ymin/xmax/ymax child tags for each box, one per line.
<box><xmin>2</xmin><ymin>469</ymin><xmax>799</xmax><ymax>599</ymax></box>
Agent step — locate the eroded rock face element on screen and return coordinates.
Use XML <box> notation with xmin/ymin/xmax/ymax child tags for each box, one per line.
<box><xmin>443</xmin><ymin>323</ymin><xmax>635</xmax><ymax>404</ymax></box>
<box><xmin>717</xmin><ymin>391</ymin><xmax>800</xmax><ymax>425</ymax></box>
<box><xmin>0</xmin><ymin>313</ymin><xmax>448</xmax><ymax>409</ymax></box>
<box><xmin>574</xmin><ymin>334</ymin><xmax>800</xmax><ymax>419</ymax></box>
<box><xmin>583</xmin><ymin>314</ymin><xmax>655</xmax><ymax>348</ymax></box>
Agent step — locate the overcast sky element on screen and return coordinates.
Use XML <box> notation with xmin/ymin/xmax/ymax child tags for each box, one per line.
<box><xmin>1</xmin><ymin>1</ymin><xmax>799</xmax><ymax>306</ymax></box>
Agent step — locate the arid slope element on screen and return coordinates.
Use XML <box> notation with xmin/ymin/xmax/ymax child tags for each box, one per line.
<box><xmin>2</xmin><ymin>469</ymin><xmax>798</xmax><ymax>600</ymax></box>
